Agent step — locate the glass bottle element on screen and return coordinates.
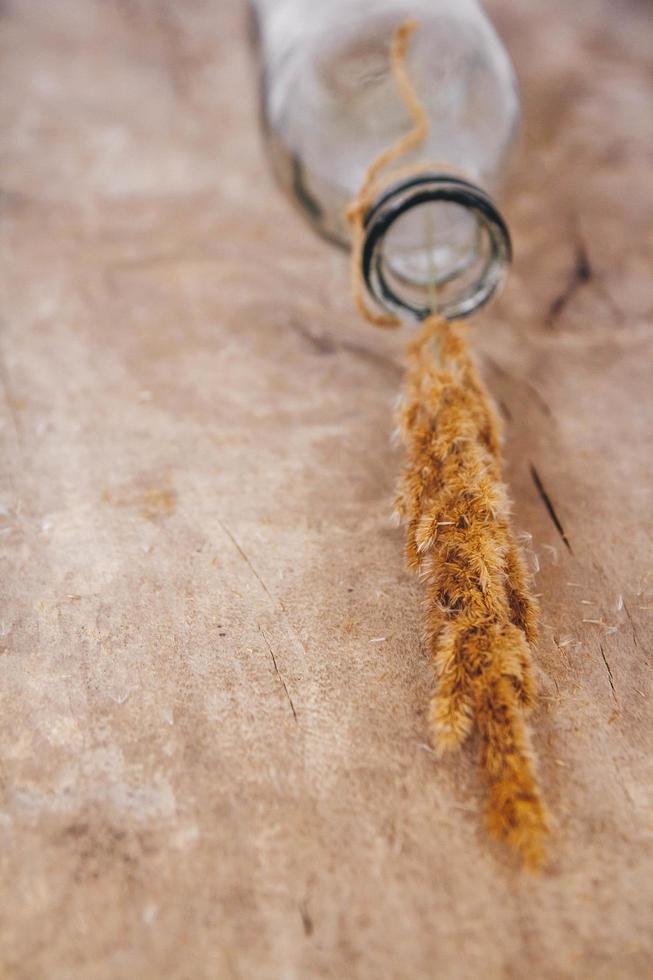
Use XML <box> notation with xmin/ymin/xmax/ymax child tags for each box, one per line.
<box><xmin>250</xmin><ymin>0</ymin><xmax>520</xmax><ymax>321</ymax></box>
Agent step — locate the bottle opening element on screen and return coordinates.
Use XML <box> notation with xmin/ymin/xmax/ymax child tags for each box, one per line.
<box><xmin>361</xmin><ymin>174</ymin><xmax>512</xmax><ymax>321</ymax></box>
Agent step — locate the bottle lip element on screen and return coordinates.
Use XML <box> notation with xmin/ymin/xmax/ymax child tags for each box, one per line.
<box><xmin>361</xmin><ymin>173</ymin><xmax>512</xmax><ymax>322</ymax></box>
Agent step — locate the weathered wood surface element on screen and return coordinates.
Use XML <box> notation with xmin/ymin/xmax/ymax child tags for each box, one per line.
<box><xmin>1</xmin><ymin>1</ymin><xmax>652</xmax><ymax>977</ymax></box>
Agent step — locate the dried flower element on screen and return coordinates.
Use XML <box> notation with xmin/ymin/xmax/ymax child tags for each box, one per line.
<box><xmin>395</xmin><ymin>316</ymin><xmax>547</xmax><ymax>867</ymax></box>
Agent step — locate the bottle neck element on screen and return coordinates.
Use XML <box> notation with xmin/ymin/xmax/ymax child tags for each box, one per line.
<box><xmin>361</xmin><ymin>172</ymin><xmax>511</xmax><ymax>321</ymax></box>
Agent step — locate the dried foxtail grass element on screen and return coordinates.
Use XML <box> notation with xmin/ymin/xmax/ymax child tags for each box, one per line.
<box><xmin>394</xmin><ymin>317</ymin><xmax>547</xmax><ymax>867</ymax></box>
<box><xmin>347</xmin><ymin>20</ymin><xmax>548</xmax><ymax>867</ymax></box>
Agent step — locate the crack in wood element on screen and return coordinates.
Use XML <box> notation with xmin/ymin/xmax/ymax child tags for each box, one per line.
<box><xmin>217</xmin><ymin>518</ymin><xmax>311</xmax><ymax>669</ymax></box>
<box><xmin>546</xmin><ymin>242</ymin><xmax>593</xmax><ymax>327</ymax></box>
<box><xmin>529</xmin><ymin>463</ymin><xmax>573</xmax><ymax>553</ymax></box>
<box><xmin>483</xmin><ymin>354</ymin><xmax>554</xmax><ymax>419</ymax></box>
<box><xmin>299</xmin><ymin>901</ymin><xmax>314</xmax><ymax>937</ymax></box>
<box><xmin>622</xmin><ymin>600</ymin><xmax>639</xmax><ymax>648</ymax></box>
<box><xmin>287</xmin><ymin>316</ymin><xmax>402</xmax><ymax>379</ymax></box>
<box><xmin>259</xmin><ymin>626</ymin><xmax>297</xmax><ymax>722</ymax></box>
<box><xmin>498</xmin><ymin>398</ymin><xmax>513</xmax><ymax>422</ymax></box>
<box><xmin>217</xmin><ymin>519</ymin><xmax>277</xmax><ymax>604</ymax></box>
<box><xmin>599</xmin><ymin>644</ymin><xmax>618</xmax><ymax>704</ymax></box>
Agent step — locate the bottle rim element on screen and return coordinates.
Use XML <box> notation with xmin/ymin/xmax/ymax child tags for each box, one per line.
<box><xmin>361</xmin><ymin>173</ymin><xmax>512</xmax><ymax>321</ymax></box>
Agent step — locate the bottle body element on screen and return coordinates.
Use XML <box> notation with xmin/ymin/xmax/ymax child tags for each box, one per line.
<box><xmin>251</xmin><ymin>0</ymin><xmax>520</xmax><ymax>319</ymax></box>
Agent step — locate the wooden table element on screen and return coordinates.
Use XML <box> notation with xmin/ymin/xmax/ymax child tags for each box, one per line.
<box><xmin>1</xmin><ymin>1</ymin><xmax>652</xmax><ymax>977</ymax></box>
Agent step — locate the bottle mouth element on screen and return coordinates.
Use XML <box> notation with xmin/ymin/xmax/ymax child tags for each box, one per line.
<box><xmin>361</xmin><ymin>173</ymin><xmax>512</xmax><ymax>321</ymax></box>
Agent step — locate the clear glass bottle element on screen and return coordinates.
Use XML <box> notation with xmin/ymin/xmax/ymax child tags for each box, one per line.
<box><xmin>250</xmin><ymin>0</ymin><xmax>520</xmax><ymax>321</ymax></box>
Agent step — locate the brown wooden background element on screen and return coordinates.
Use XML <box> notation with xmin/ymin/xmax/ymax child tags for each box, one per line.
<box><xmin>1</xmin><ymin>1</ymin><xmax>652</xmax><ymax>977</ymax></box>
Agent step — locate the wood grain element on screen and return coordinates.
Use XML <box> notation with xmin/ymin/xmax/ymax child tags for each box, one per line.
<box><xmin>1</xmin><ymin>1</ymin><xmax>652</xmax><ymax>977</ymax></box>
